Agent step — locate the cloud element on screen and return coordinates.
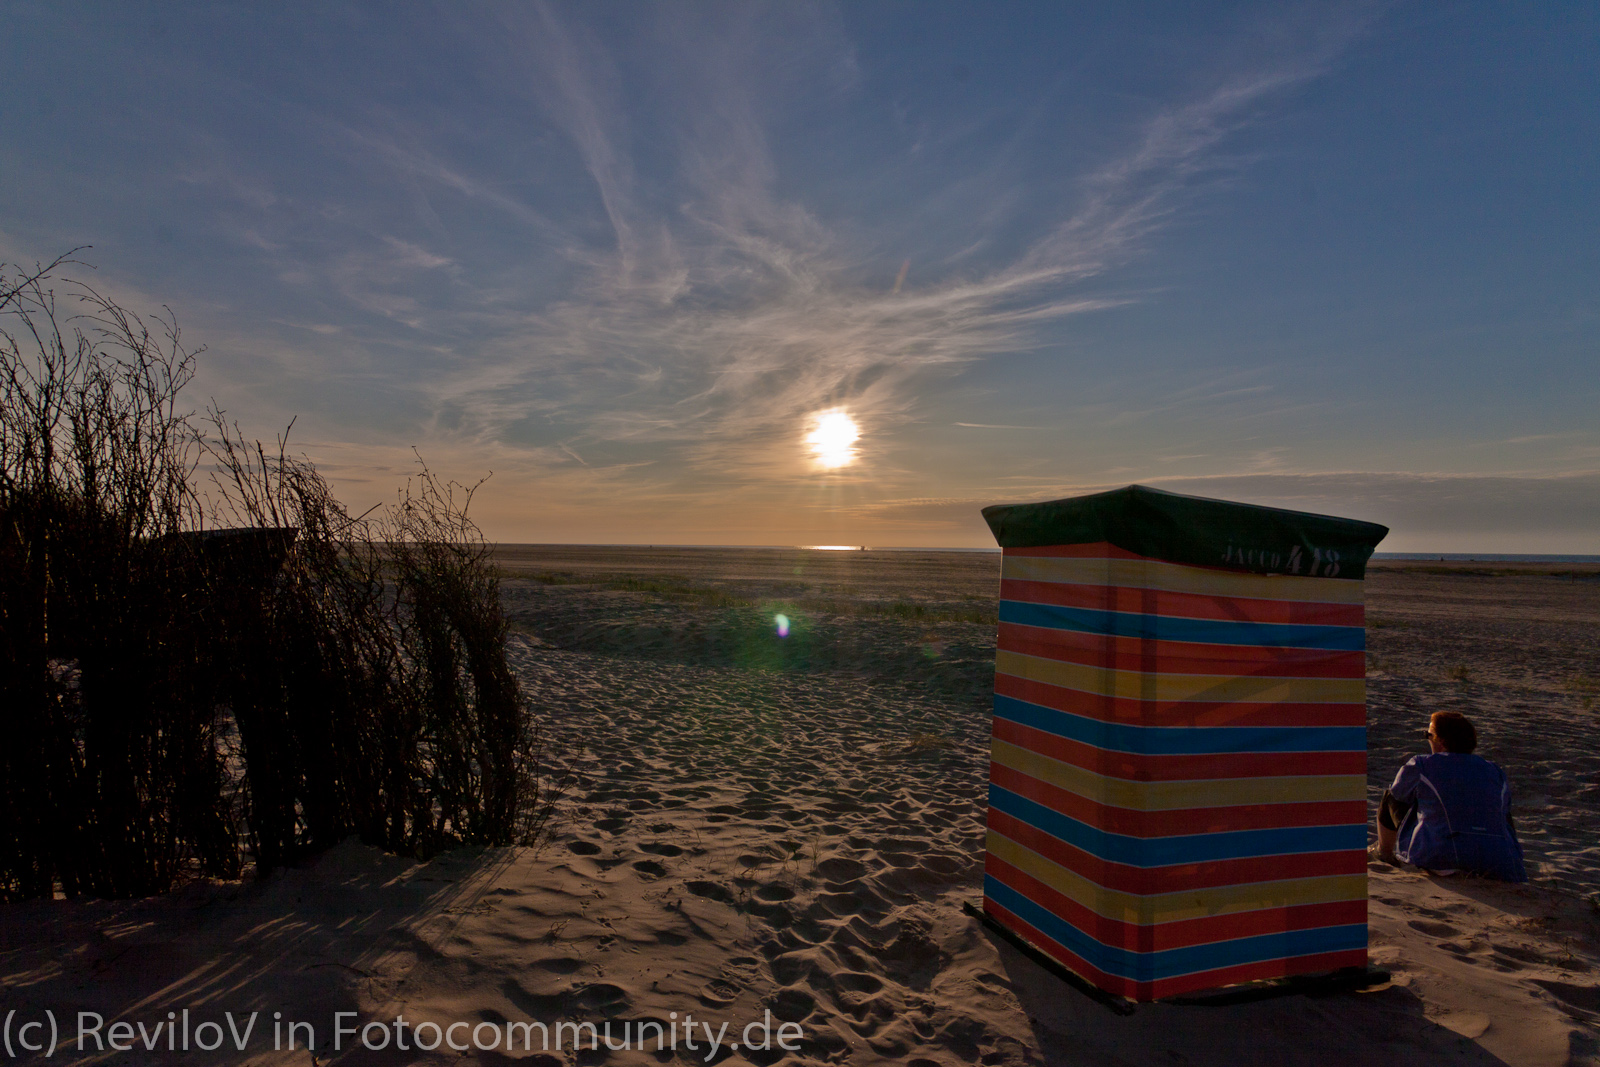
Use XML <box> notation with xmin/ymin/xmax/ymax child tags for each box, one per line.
<box><xmin>336</xmin><ymin>125</ymin><xmax>561</xmax><ymax>236</ymax></box>
<box><xmin>381</xmin><ymin>237</ymin><xmax>454</xmax><ymax>271</ymax></box>
<box><xmin>1150</xmin><ymin>471</ymin><xmax>1600</xmax><ymax>541</ymax></box>
<box><xmin>862</xmin><ymin>471</ymin><xmax>1600</xmax><ymax>551</ymax></box>
<box><xmin>381</xmin><ymin>4</ymin><xmax>1358</xmax><ymax>494</ymax></box>
<box><xmin>16</xmin><ymin>5</ymin><xmax>1385</xmax><ymax>544</ymax></box>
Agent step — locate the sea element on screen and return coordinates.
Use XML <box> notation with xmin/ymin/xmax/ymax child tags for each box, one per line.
<box><xmin>1371</xmin><ymin>553</ymin><xmax>1600</xmax><ymax>563</ymax></box>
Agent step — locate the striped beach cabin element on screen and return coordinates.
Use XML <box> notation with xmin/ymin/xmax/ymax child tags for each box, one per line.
<box><xmin>980</xmin><ymin>485</ymin><xmax>1389</xmax><ymax>1001</ymax></box>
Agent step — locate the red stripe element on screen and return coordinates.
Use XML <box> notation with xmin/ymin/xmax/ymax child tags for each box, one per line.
<box><xmin>981</xmin><ymin>900</ymin><xmax>1367</xmax><ymax>1001</ymax></box>
<box><xmin>998</xmin><ymin>622</ymin><xmax>1366</xmax><ymax>679</ymax></box>
<box><xmin>994</xmin><ymin>672</ymin><xmax>1366</xmax><ymax>728</ymax></box>
<box><xmin>982</xmin><ymin>898</ymin><xmax>1150</xmax><ymax>999</ymax></box>
<box><xmin>990</xmin><ymin>762</ymin><xmax>1366</xmax><ymax>836</ymax></box>
<box><xmin>986</xmin><ymin>808</ymin><xmax>1367</xmax><ymax>893</ymax></box>
<box><xmin>991</xmin><ymin>717</ymin><xmax>1367</xmax><ymax>781</ymax></box>
<box><xmin>984</xmin><ymin>853</ymin><xmax>1367</xmax><ymax>952</ymax></box>
<box><xmin>1000</xmin><ymin>578</ymin><xmax>1364</xmax><ymax>627</ymax></box>
<box><xmin>1149</xmin><ymin>948</ymin><xmax>1370</xmax><ymax>999</ymax></box>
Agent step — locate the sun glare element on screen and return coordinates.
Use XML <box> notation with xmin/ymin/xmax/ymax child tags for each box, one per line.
<box><xmin>805</xmin><ymin>409</ymin><xmax>860</xmax><ymax>469</ymax></box>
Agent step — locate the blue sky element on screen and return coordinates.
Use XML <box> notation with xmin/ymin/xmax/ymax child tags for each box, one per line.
<box><xmin>4</xmin><ymin>2</ymin><xmax>1596</xmax><ymax>550</ymax></box>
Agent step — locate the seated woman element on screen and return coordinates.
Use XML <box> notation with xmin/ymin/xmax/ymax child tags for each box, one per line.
<box><xmin>1374</xmin><ymin>710</ymin><xmax>1526</xmax><ymax>882</ymax></box>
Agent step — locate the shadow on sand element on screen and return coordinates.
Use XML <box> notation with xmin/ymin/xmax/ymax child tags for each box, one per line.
<box><xmin>984</xmin><ymin>936</ymin><xmax>1512</xmax><ymax>1067</ymax></box>
<box><xmin>0</xmin><ymin>840</ymin><xmax>519</xmax><ymax>1064</ymax></box>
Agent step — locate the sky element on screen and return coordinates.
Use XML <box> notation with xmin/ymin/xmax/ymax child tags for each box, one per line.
<box><xmin>3</xmin><ymin>2</ymin><xmax>1597</xmax><ymax>551</ymax></box>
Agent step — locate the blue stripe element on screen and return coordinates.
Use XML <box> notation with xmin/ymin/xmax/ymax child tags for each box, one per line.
<box><xmin>1000</xmin><ymin>600</ymin><xmax>1365</xmax><ymax>651</ymax></box>
<box><xmin>984</xmin><ymin>875</ymin><xmax>1368</xmax><ymax>982</ymax></box>
<box><xmin>994</xmin><ymin>695</ymin><xmax>1367</xmax><ymax>754</ymax></box>
<box><xmin>988</xmin><ymin>785</ymin><xmax>1365</xmax><ymax>864</ymax></box>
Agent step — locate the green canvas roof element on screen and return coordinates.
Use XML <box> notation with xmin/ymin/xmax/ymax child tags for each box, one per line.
<box><xmin>982</xmin><ymin>484</ymin><xmax>1389</xmax><ymax>579</ymax></box>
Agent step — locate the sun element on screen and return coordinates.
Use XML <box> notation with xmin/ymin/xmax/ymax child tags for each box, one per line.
<box><xmin>805</xmin><ymin>409</ymin><xmax>860</xmax><ymax>469</ymax></box>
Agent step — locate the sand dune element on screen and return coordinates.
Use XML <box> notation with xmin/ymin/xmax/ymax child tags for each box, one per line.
<box><xmin>1</xmin><ymin>549</ymin><xmax>1596</xmax><ymax>1065</ymax></box>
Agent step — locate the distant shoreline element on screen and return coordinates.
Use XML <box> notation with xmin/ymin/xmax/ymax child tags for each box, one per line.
<box><xmin>493</xmin><ymin>543</ymin><xmax>1000</xmax><ymax>554</ymax></box>
<box><xmin>493</xmin><ymin>543</ymin><xmax>1597</xmax><ymax>563</ymax></box>
<box><xmin>1371</xmin><ymin>552</ymin><xmax>1600</xmax><ymax>563</ymax></box>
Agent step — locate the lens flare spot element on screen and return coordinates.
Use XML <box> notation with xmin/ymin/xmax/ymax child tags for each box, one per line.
<box><xmin>774</xmin><ymin>613</ymin><xmax>790</xmax><ymax>638</ymax></box>
<box><xmin>805</xmin><ymin>409</ymin><xmax>860</xmax><ymax>469</ymax></box>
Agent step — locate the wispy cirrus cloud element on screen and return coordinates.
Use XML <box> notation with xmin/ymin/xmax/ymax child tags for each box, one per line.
<box><xmin>393</xmin><ymin>4</ymin><xmax>1359</xmax><ymax>491</ymax></box>
<box><xmin>12</xmin><ymin>2</ymin><xmax>1596</xmax><ymax>550</ymax></box>
<box><xmin>47</xmin><ymin>2</ymin><xmax>1377</xmax><ymax>527</ymax></box>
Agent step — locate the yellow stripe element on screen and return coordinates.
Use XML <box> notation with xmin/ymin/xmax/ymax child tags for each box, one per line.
<box><xmin>997</xmin><ymin>650</ymin><xmax>1366</xmax><ymax>704</ymax></box>
<box><xmin>986</xmin><ymin>830</ymin><xmax>1367</xmax><ymax>925</ymax></box>
<box><xmin>991</xmin><ymin>740</ymin><xmax>1367</xmax><ymax>809</ymax></box>
<box><xmin>1003</xmin><ymin>555</ymin><xmax>1363</xmax><ymax>605</ymax></box>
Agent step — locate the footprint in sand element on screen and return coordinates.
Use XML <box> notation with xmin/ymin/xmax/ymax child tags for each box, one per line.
<box><xmin>528</xmin><ymin>956</ymin><xmax>585</xmax><ymax>975</ymax></box>
<box><xmin>825</xmin><ymin>972</ymin><xmax>889</xmax><ymax>1023</ymax></box>
<box><xmin>874</xmin><ymin>867</ymin><xmax>946</xmax><ymax>898</ymax></box>
<box><xmin>816</xmin><ymin>857</ymin><xmax>867</xmax><ymax>880</ymax></box>
<box><xmin>765</xmin><ymin>987</ymin><xmax>816</xmax><ymax>1023</ymax></box>
<box><xmin>768</xmin><ymin>952</ymin><xmax>817</xmax><ymax>985</ymax></box>
<box><xmin>813</xmin><ymin>887</ymin><xmax>889</xmax><ymax>920</ymax></box>
<box><xmin>698</xmin><ymin>978</ymin><xmax>740</xmax><ymax>1007</ymax></box>
<box><xmin>745</xmin><ymin>901</ymin><xmax>794</xmax><ymax>928</ymax></box>
<box><xmin>686</xmin><ymin>880</ymin><xmax>733</xmax><ymax>903</ymax></box>
<box><xmin>880</xmin><ymin>925</ymin><xmax>948</xmax><ymax>989</ymax></box>
<box><xmin>1533</xmin><ymin>979</ymin><xmax>1600</xmax><ymax>1015</ymax></box>
<box><xmin>786</xmin><ymin>914</ymin><xmax>831</xmax><ymax>945</ymax></box>
<box><xmin>1495</xmin><ymin>942</ymin><xmax>1591</xmax><ymax>971</ymax></box>
<box><xmin>567</xmin><ymin>982</ymin><xmax>631</xmax><ymax>1015</ymax></box>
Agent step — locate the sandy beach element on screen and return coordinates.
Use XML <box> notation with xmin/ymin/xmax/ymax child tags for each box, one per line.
<box><xmin>2</xmin><ymin>548</ymin><xmax>1596</xmax><ymax>1065</ymax></box>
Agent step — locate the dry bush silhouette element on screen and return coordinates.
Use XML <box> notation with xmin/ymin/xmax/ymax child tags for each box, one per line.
<box><xmin>0</xmin><ymin>254</ymin><xmax>545</xmax><ymax>900</ymax></box>
<box><xmin>381</xmin><ymin>462</ymin><xmax>539</xmax><ymax>850</ymax></box>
